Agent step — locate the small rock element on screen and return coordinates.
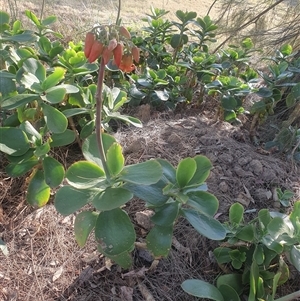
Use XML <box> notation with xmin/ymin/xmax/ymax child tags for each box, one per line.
<box><xmin>135</xmin><ymin>210</ymin><xmax>154</xmax><ymax>230</ymax></box>
<box><xmin>167</xmin><ymin>133</ymin><xmax>182</xmax><ymax>144</ymax></box>
<box><xmin>249</xmin><ymin>159</ymin><xmax>263</xmax><ymax>175</ymax></box>
<box><xmin>234</xmin><ymin>165</ymin><xmax>254</xmax><ymax>178</ymax></box>
<box><xmin>262</xmin><ymin>168</ymin><xmax>277</xmax><ymax>183</ymax></box>
<box><xmin>238</xmin><ymin>157</ymin><xmax>251</xmax><ymax>166</ymax></box>
<box><xmin>219</xmin><ymin>181</ymin><xmax>228</xmax><ymax>193</ymax></box>
<box><xmin>218</xmin><ymin>153</ymin><xmax>233</xmax><ymax>164</ymax></box>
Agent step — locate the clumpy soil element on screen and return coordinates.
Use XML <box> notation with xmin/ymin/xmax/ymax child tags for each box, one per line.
<box><xmin>1</xmin><ymin>104</ymin><xmax>300</xmax><ymax>301</ymax></box>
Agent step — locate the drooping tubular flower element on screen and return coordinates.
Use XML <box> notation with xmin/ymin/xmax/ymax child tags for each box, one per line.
<box><xmin>119</xmin><ymin>54</ymin><xmax>135</xmax><ymax>73</ymax></box>
<box><xmin>83</xmin><ymin>25</ymin><xmax>140</xmax><ymax>72</ymax></box>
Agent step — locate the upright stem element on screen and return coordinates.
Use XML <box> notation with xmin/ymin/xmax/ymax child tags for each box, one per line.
<box><xmin>115</xmin><ymin>0</ymin><xmax>121</xmax><ymax>25</ymax></box>
<box><xmin>95</xmin><ymin>58</ymin><xmax>110</xmax><ymax>179</ymax></box>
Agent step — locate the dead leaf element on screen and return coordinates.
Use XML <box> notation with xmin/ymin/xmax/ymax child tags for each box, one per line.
<box><xmin>172</xmin><ymin>237</ymin><xmax>192</xmax><ymax>264</ymax></box>
<box><xmin>138</xmin><ymin>281</ymin><xmax>156</xmax><ymax>301</ymax></box>
<box><xmin>122</xmin><ymin>266</ymin><xmax>148</xmax><ymax>278</ymax></box>
<box><xmin>52</xmin><ymin>266</ymin><xmax>63</xmax><ymax>282</ymax></box>
<box><xmin>120</xmin><ymin>286</ymin><xmax>133</xmax><ymax>301</ymax></box>
<box><xmin>78</xmin><ymin>266</ymin><xmax>94</xmax><ymax>285</ymax></box>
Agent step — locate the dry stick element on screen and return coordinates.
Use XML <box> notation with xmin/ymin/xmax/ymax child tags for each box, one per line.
<box><xmin>213</xmin><ymin>0</ymin><xmax>286</xmax><ymax>53</ymax></box>
<box><xmin>115</xmin><ymin>0</ymin><xmax>121</xmax><ymax>25</ymax></box>
<box><xmin>206</xmin><ymin>0</ymin><xmax>218</xmax><ymax>16</ymax></box>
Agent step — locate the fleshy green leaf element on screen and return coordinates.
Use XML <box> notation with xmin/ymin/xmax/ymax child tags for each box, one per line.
<box><xmin>41</xmin><ymin>102</ymin><xmax>68</xmax><ymax>133</ymax></box>
<box><xmin>229</xmin><ymin>203</ymin><xmax>244</xmax><ymax>225</ymax></box>
<box><xmin>124</xmin><ymin>180</ymin><xmax>169</xmax><ymax>206</ymax></box>
<box><xmin>151</xmin><ymin>202</ymin><xmax>180</xmax><ymax>226</ymax></box>
<box><xmin>258</xmin><ymin>209</ymin><xmax>271</xmax><ymax>230</ymax></box>
<box><xmin>92</xmin><ymin>187</ymin><xmax>133</xmax><ymax>211</ymax></box>
<box><xmin>188</xmin><ymin>155</ymin><xmax>212</xmax><ymax>185</ymax></box>
<box><xmin>22</xmin><ymin>57</ymin><xmax>46</xmax><ymax>83</ymax></box>
<box><xmin>186</xmin><ymin>191</ymin><xmax>219</xmax><ymax>216</ymax></box>
<box><xmin>6</xmin><ymin>158</ymin><xmax>39</xmax><ymax>177</ymax></box>
<box><xmin>0</xmin><ymin>127</ymin><xmax>30</xmax><ymax>156</ymax></box>
<box><xmin>267</xmin><ymin>217</ymin><xmax>293</xmax><ymax>239</ymax></box>
<box><xmin>99</xmin><ymin>248</ymin><xmax>133</xmax><ymax>269</ymax></box>
<box><xmin>289</xmin><ymin>245</ymin><xmax>300</xmax><ymax>272</ymax></box>
<box><xmin>43</xmin><ymin>156</ymin><xmax>65</xmax><ymax>188</ymax></box>
<box><xmin>42</xmin><ymin>67</ymin><xmax>65</xmax><ymax>90</ymax></box>
<box><xmin>106</xmin><ymin>143</ymin><xmax>124</xmax><ymax>176</ymax></box>
<box><xmin>95</xmin><ymin>208</ymin><xmax>136</xmax><ymax>256</ymax></box>
<box><xmin>182</xmin><ymin>208</ymin><xmax>226</xmax><ymax>240</ymax></box>
<box><xmin>119</xmin><ymin>160</ymin><xmax>162</xmax><ymax>185</ymax></box>
<box><xmin>181</xmin><ymin>279</ymin><xmax>224</xmax><ymax>301</ymax></box>
<box><xmin>176</xmin><ymin>157</ymin><xmax>197</xmax><ymax>188</ymax></box>
<box><xmin>54</xmin><ymin>186</ymin><xmax>97</xmax><ymax>215</ymax></box>
<box><xmin>74</xmin><ymin>211</ymin><xmax>98</xmax><ymax>247</ymax></box>
<box><xmin>50</xmin><ymin>129</ymin><xmax>76</xmax><ymax>147</ymax></box>
<box><xmin>218</xmin><ymin>285</ymin><xmax>241</xmax><ymax>301</ymax></box>
<box><xmin>290</xmin><ymin>201</ymin><xmax>300</xmax><ymax>232</ymax></box>
<box><xmin>26</xmin><ymin>169</ymin><xmax>50</xmax><ymax>207</ymax></box>
<box><xmin>82</xmin><ymin>133</ymin><xmax>116</xmax><ymax>168</ymax></box>
<box><xmin>1</xmin><ymin>94</ymin><xmax>39</xmax><ymax>110</ymax></box>
<box><xmin>42</xmin><ymin>86</ymin><xmax>66</xmax><ymax>104</ymax></box>
<box><xmin>216</xmin><ymin>274</ymin><xmax>243</xmax><ymax>295</ymax></box>
<box><xmin>236</xmin><ymin>224</ymin><xmax>255</xmax><ymax>242</ymax></box>
<box><xmin>66</xmin><ymin>161</ymin><xmax>105</xmax><ymax>189</ymax></box>
<box><xmin>156</xmin><ymin>158</ymin><xmax>176</xmax><ymax>182</ymax></box>
<box><xmin>146</xmin><ymin>224</ymin><xmax>173</xmax><ymax>257</ymax></box>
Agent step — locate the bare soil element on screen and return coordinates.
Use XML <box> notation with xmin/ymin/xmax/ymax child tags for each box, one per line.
<box><xmin>1</xmin><ymin>103</ymin><xmax>300</xmax><ymax>301</ymax></box>
<box><xmin>1</xmin><ymin>1</ymin><xmax>300</xmax><ymax>301</ymax></box>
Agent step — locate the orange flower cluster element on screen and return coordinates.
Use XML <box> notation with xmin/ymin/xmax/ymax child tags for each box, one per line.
<box><xmin>83</xmin><ymin>26</ymin><xmax>140</xmax><ymax>73</ymax></box>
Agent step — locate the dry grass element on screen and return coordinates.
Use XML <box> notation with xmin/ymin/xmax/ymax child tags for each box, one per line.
<box><xmin>0</xmin><ymin>0</ymin><xmax>220</xmax><ymax>43</ymax></box>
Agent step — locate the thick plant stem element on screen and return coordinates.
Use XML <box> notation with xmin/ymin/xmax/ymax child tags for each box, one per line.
<box><xmin>275</xmin><ymin>290</ymin><xmax>300</xmax><ymax>301</ymax></box>
<box><xmin>95</xmin><ymin>58</ymin><xmax>110</xmax><ymax>179</ymax></box>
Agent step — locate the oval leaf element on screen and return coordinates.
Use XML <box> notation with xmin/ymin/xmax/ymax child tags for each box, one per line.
<box><xmin>190</xmin><ymin>155</ymin><xmax>212</xmax><ymax>184</ymax></box>
<box><xmin>92</xmin><ymin>187</ymin><xmax>133</xmax><ymax>211</ymax></box>
<box><xmin>119</xmin><ymin>160</ymin><xmax>162</xmax><ymax>185</ymax></box>
<box><xmin>151</xmin><ymin>202</ymin><xmax>180</xmax><ymax>226</ymax></box>
<box><xmin>181</xmin><ymin>208</ymin><xmax>226</xmax><ymax>240</ymax></box>
<box><xmin>6</xmin><ymin>159</ymin><xmax>39</xmax><ymax>177</ymax></box>
<box><xmin>176</xmin><ymin>157</ymin><xmax>197</xmax><ymax>188</ymax></box>
<box><xmin>43</xmin><ymin>156</ymin><xmax>65</xmax><ymax>188</ymax></box>
<box><xmin>106</xmin><ymin>143</ymin><xmax>124</xmax><ymax>176</ymax></box>
<box><xmin>66</xmin><ymin>161</ymin><xmax>105</xmax><ymax>189</ymax></box>
<box><xmin>146</xmin><ymin>224</ymin><xmax>173</xmax><ymax>257</ymax></box>
<box><xmin>50</xmin><ymin>129</ymin><xmax>76</xmax><ymax>147</ymax></box>
<box><xmin>41</xmin><ymin>103</ymin><xmax>67</xmax><ymax>133</ymax></box>
<box><xmin>0</xmin><ymin>127</ymin><xmax>30</xmax><ymax>156</ymax></box>
<box><xmin>43</xmin><ymin>86</ymin><xmax>66</xmax><ymax>104</ymax></box>
<box><xmin>187</xmin><ymin>191</ymin><xmax>219</xmax><ymax>216</ymax></box>
<box><xmin>42</xmin><ymin>67</ymin><xmax>65</xmax><ymax>90</ymax></box>
<box><xmin>82</xmin><ymin>133</ymin><xmax>116</xmax><ymax>168</ymax></box>
<box><xmin>181</xmin><ymin>279</ymin><xmax>224</xmax><ymax>301</ymax></box>
<box><xmin>229</xmin><ymin>203</ymin><xmax>244</xmax><ymax>225</ymax></box>
<box><xmin>218</xmin><ymin>284</ymin><xmax>241</xmax><ymax>301</ymax></box>
<box><xmin>95</xmin><ymin>208</ymin><xmax>136</xmax><ymax>256</ymax></box>
<box><xmin>74</xmin><ymin>211</ymin><xmax>98</xmax><ymax>247</ymax></box>
<box><xmin>26</xmin><ymin>169</ymin><xmax>50</xmax><ymax>207</ymax></box>
<box><xmin>54</xmin><ymin>186</ymin><xmax>97</xmax><ymax>215</ymax></box>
